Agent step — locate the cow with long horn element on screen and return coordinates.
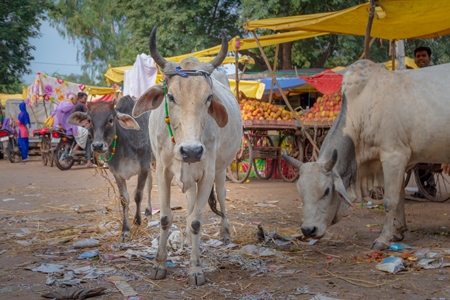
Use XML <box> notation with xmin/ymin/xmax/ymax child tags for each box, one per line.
<box><xmin>131</xmin><ymin>27</ymin><xmax>242</xmax><ymax>285</ymax></box>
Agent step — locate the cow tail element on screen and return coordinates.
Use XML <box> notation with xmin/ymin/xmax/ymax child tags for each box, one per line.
<box><xmin>208</xmin><ymin>186</ymin><xmax>224</xmax><ymax>217</ymax></box>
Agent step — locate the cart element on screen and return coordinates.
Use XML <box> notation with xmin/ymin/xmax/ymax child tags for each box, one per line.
<box><xmin>32</xmin><ymin>128</ymin><xmax>54</xmax><ymax>167</ymax></box>
<box><xmin>226</xmin><ymin>120</ymin><xmax>302</xmax><ymax>183</ymax></box>
<box><xmin>297</xmin><ymin>118</ymin><xmax>334</xmax><ymax>162</ymax></box>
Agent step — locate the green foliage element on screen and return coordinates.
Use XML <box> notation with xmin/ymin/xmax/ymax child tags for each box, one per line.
<box><xmin>120</xmin><ymin>0</ymin><xmax>243</xmax><ymax>57</ymax></box>
<box><xmin>48</xmin><ymin>0</ymin><xmax>130</xmax><ymax>81</ymax></box>
<box><xmin>0</xmin><ymin>0</ymin><xmax>52</xmax><ymax>93</ymax></box>
<box><xmin>45</xmin><ymin>0</ymin><xmax>450</xmax><ymax>81</ymax></box>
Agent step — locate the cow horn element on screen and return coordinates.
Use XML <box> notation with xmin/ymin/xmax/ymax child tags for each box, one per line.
<box><xmin>149</xmin><ymin>26</ymin><xmax>167</xmax><ymax>69</ymax></box>
<box><xmin>208</xmin><ymin>29</ymin><xmax>228</xmax><ymax>69</ymax></box>
<box><xmin>324</xmin><ymin>149</ymin><xmax>338</xmax><ymax>172</ymax></box>
<box><xmin>281</xmin><ymin>153</ymin><xmax>303</xmax><ymax>170</ymax></box>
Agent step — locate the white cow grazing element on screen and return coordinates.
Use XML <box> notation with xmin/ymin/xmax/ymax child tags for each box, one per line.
<box><xmin>132</xmin><ymin>27</ymin><xmax>242</xmax><ymax>285</ymax></box>
<box><xmin>283</xmin><ymin>59</ymin><xmax>450</xmax><ymax>250</ymax></box>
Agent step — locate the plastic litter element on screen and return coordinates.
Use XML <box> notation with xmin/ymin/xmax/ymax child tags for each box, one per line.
<box><xmin>389</xmin><ymin>243</ymin><xmax>406</xmax><ymax>251</ymax></box>
<box><xmin>375</xmin><ymin>257</ymin><xmax>405</xmax><ymax>273</ymax></box>
<box><xmin>77</xmin><ymin>251</ymin><xmax>99</xmax><ymax>260</ymax></box>
<box><xmin>73</xmin><ymin>239</ymin><xmax>100</xmax><ymax>248</ymax></box>
<box><xmin>107</xmin><ymin>277</ymin><xmax>137</xmax><ymax>297</ymax></box>
<box><xmin>414</xmin><ymin>248</ymin><xmax>430</xmax><ymax>259</ymax></box>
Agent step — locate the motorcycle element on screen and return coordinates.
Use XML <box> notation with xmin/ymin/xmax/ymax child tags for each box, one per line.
<box><xmin>0</xmin><ymin>128</ymin><xmax>21</xmax><ymax>163</ymax></box>
<box><xmin>51</xmin><ymin>129</ymin><xmax>91</xmax><ymax>170</ymax></box>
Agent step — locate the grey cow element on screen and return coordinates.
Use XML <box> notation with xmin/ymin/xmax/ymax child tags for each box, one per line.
<box><xmin>68</xmin><ymin>96</ymin><xmax>152</xmax><ymax>242</ymax></box>
<box><xmin>284</xmin><ymin>60</ymin><xmax>450</xmax><ymax>250</ymax></box>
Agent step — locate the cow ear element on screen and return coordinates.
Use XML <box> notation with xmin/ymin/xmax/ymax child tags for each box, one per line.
<box><xmin>116</xmin><ymin>112</ymin><xmax>140</xmax><ymax>130</ymax></box>
<box><xmin>208</xmin><ymin>96</ymin><xmax>228</xmax><ymax>127</ymax></box>
<box><xmin>133</xmin><ymin>85</ymin><xmax>165</xmax><ymax>117</ymax></box>
<box><xmin>333</xmin><ymin>170</ymin><xmax>353</xmax><ymax>206</ymax></box>
<box><xmin>68</xmin><ymin>112</ymin><xmax>88</xmax><ymax>126</ymax></box>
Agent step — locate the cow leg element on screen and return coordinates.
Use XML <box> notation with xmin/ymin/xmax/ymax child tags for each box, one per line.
<box><xmin>215</xmin><ymin>170</ymin><xmax>230</xmax><ymax>243</ymax></box>
<box><xmin>144</xmin><ymin>170</ymin><xmax>153</xmax><ymax>218</ymax></box>
<box><xmin>133</xmin><ymin>170</ymin><xmax>149</xmax><ymax>226</ymax></box>
<box><xmin>184</xmin><ymin>186</ymin><xmax>197</xmax><ymax>246</ymax></box>
<box><xmin>186</xmin><ymin>175</ymin><xmax>214</xmax><ymax>286</ymax></box>
<box><xmin>150</xmin><ymin>167</ymin><xmax>173</xmax><ymax>280</ymax></box>
<box><xmin>373</xmin><ymin>159</ymin><xmax>407</xmax><ymax>250</ymax></box>
<box><xmin>114</xmin><ymin>175</ymin><xmax>131</xmax><ymax>242</ymax></box>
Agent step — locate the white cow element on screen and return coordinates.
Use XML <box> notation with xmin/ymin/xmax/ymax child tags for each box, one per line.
<box><xmin>283</xmin><ymin>60</ymin><xmax>450</xmax><ymax>250</ymax></box>
<box><xmin>132</xmin><ymin>27</ymin><xmax>242</xmax><ymax>285</ymax></box>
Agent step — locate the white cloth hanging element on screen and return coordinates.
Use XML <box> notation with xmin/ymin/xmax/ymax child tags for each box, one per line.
<box><xmin>123</xmin><ymin>54</ymin><xmax>158</xmax><ymax>99</ymax></box>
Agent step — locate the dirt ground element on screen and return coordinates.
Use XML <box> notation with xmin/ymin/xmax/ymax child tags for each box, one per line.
<box><xmin>0</xmin><ymin>155</ymin><xmax>449</xmax><ymax>300</ymax></box>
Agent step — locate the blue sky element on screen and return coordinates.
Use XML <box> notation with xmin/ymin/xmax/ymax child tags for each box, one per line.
<box><xmin>22</xmin><ymin>20</ymin><xmax>83</xmax><ymax>85</ymax></box>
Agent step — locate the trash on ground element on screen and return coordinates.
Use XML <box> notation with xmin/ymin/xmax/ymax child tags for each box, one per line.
<box><xmin>107</xmin><ymin>277</ymin><xmax>138</xmax><ymax>297</ymax></box>
<box><xmin>168</xmin><ymin>230</ymin><xmax>182</xmax><ymax>251</ymax></box>
<box><xmin>30</xmin><ymin>263</ymin><xmax>65</xmax><ymax>274</ymax></box>
<box><xmin>389</xmin><ymin>243</ymin><xmax>406</xmax><ymax>251</ymax></box>
<box><xmin>376</xmin><ymin>256</ymin><xmax>405</xmax><ymax>273</ymax></box>
<box><xmin>77</xmin><ymin>251</ymin><xmax>99</xmax><ymax>260</ymax></box>
<box><xmin>2</xmin><ymin>198</ymin><xmax>15</xmax><ymax>202</ymax></box>
<box><xmin>73</xmin><ymin>239</ymin><xmax>100</xmax><ymax>248</ymax></box>
<box><xmin>310</xmin><ymin>293</ymin><xmax>340</xmax><ymax>300</ymax></box>
<box><xmin>417</xmin><ymin>257</ymin><xmax>450</xmax><ymax>269</ymax></box>
<box><xmin>41</xmin><ymin>286</ymin><xmax>106</xmax><ymax>299</ymax></box>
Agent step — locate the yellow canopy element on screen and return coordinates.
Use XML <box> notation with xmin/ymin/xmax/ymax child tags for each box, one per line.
<box><xmin>229</xmin><ymin>79</ymin><xmax>265</xmax><ymax>100</ymax></box>
<box><xmin>384</xmin><ymin>56</ymin><xmax>418</xmax><ymax>70</ymax></box>
<box><xmin>244</xmin><ymin>0</ymin><xmax>450</xmax><ymax>40</ymax></box>
<box><xmin>86</xmin><ymin>86</ymin><xmax>117</xmax><ymax>95</ymax></box>
<box><xmin>169</xmin><ymin>30</ymin><xmax>328</xmax><ymax>61</ymax></box>
<box><xmin>1</xmin><ymin>93</ymin><xmax>24</xmax><ymax>107</ymax></box>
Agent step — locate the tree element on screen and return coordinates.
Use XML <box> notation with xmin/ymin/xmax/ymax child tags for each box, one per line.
<box><xmin>0</xmin><ymin>0</ymin><xmax>52</xmax><ymax>93</ymax></box>
<box><xmin>48</xmin><ymin>0</ymin><xmax>244</xmax><ymax>84</ymax></box>
<box><xmin>48</xmin><ymin>0</ymin><xmax>130</xmax><ymax>85</ymax></box>
<box><xmin>120</xmin><ymin>0</ymin><xmax>243</xmax><ymax>57</ymax></box>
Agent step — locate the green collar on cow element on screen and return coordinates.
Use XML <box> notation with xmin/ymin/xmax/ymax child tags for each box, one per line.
<box><xmin>163</xmin><ymin>80</ymin><xmax>175</xmax><ymax>144</ymax></box>
<box><xmin>100</xmin><ymin>134</ymin><xmax>118</xmax><ymax>162</ymax></box>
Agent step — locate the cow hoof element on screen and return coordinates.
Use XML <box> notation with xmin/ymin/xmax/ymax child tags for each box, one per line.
<box><xmin>188</xmin><ymin>272</ymin><xmax>206</xmax><ymax>286</ymax></box>
<box><xmin>134</xmin><ymin>217</ymin><xmax>142</xmax><ymax>226</ymax></box>
<box><xmin>371</xmin><ymin>241</ymin><xmax>388</xmax><ymax>250</ymax></box>
<box><xmin>119</xmin><ymin>232</ymin><xmax>131</xmax><ymax>243</ymax></box>
<box><xmin>221</xmin><ymin>237</ymin><xmax>232</xmax><ymax>245</ymax></box>
<box><xmin>149</xmin><ymin>267</ymin><xmax>167</xmax><ymax>280</ymax></box>
<box><xmin>144</xmin><ymin>208</ymin><xmax>152</xmax><ymax>217</ymax></box>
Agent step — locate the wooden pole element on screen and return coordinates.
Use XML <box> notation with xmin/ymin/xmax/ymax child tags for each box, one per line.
<box><xmin>364</xmin><ymin>0</ymin><xmax>376</xmax><ymax>60</ymax></box>
<box><xmin>269</xmin><ymin>44</ymin><xmax>279</xmax><ymax>104</ymax></box>
<box><xmin>391</xmin><ymin>40</ymin><xmax>396</xmax><ymax>70</ymax></box>
<box><xmin>234</xmin><ymin>36</ymin><xmax>241</xmax><ymax>103</ymax></box>
<box><xmin>251</xmin><ymin>31</ymin><xmax>302</xmax><ymax>124</ymax></box>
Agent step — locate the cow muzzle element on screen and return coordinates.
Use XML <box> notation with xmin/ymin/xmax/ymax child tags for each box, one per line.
<box><xmin>92</xmin><ymin>141</ymin><xmax>107</xmax><ymax>153</ymax></box>
<box><xmin>301</xmin><ymin>226</ymin><xmax>319</xmax><ymax>239</ymax></box>
<box><xmin>180</xmin><ymin>145</ymin><xmax>204</xmax><ymax>163</ymax></box>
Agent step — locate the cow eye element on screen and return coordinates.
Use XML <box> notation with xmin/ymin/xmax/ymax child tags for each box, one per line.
<box><xmin>108</xmin><ymin>116</ymin><xmax>114</xmax><ymax>124</ymax></box>
<box><xmin>167</xmin><ymin>94</ymin><xmax>175</xmax><ymax>103</ymax></box>
<box><xmin>323</xmin><ymin>187</ymin><xmax>330</xmax><ymax>197</ymax></box>
<box><xmin>206</xmin><ymin>94</ymin><xmax>212</xmax><ymax>103</ymax></box>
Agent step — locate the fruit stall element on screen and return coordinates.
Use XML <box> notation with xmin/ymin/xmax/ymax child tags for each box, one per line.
<box><xmin>226</xmin><ymin>90</ymin><xmax>343</xmax><ymax>183</ymax></box>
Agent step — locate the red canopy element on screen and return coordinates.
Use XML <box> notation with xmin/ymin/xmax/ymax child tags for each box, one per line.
<box><xmin>91</xmin><ymin>94</ymin><xmax>115</xmax><ymax>103</ymax></box>
<box><xmin>300</xmin><ymin>69</ymin><xmax>343</xmax><ymax>94</ymax></box>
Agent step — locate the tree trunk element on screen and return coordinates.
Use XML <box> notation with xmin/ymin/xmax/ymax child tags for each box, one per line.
<box><xmin>280</xmin><ymin>42</ymin><xmax>293</xmax><ymax>70</ymax></box>
<box><xmin>313</xmin><ymin>44</ymin><xmax>336</xmax><ymax>68</ymax></box>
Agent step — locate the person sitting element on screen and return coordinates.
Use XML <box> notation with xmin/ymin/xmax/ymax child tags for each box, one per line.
<box><xmin>53</xmin><ymin>93</ymin><xmax>95</xmax><ymax>168</ymax></box>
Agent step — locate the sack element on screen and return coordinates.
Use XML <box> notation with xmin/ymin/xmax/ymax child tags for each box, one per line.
<box><xmin>44</xmin><ymin>115</ymin><xmax>55</xmax><ymax>128</ymax></box>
